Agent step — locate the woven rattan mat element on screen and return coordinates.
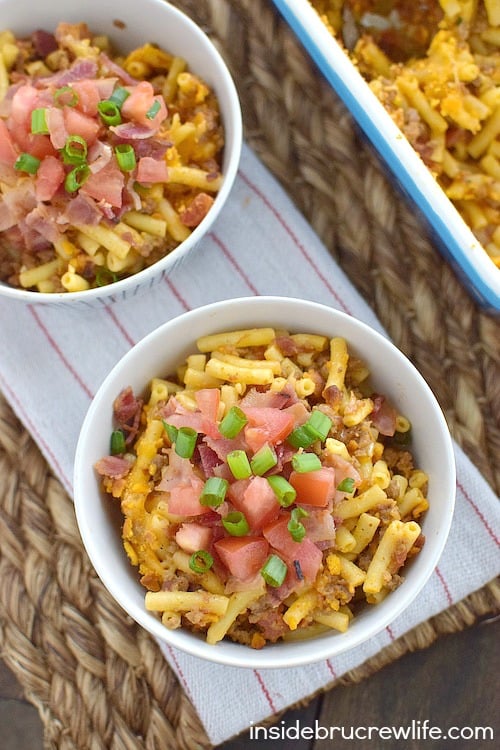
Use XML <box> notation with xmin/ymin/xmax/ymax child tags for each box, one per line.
<box><xmin>1</xmin><ymin>1</ymin><xmax>499</xmax><ymax>747</ymax></box>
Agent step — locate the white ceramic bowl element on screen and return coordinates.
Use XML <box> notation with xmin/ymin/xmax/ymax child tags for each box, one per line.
<box><xmin>74</xmin><ymin>296</ymin><xmax>456</xmax><ymax>669</ymax></box>
<box><xmin>0</xmin><ymin>0</ymin><xmax>242</xmax><ymax>307</ymax></box>
<box><xmin>271</xmin><ymin>0</ymin><xmax>500</xmax><ymax>315</ymax></box>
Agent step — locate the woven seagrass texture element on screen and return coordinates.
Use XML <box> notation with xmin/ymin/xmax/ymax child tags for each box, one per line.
<box><xmin>0</xmin><ymin>1</ymin><xmax>499</xmax><ymax>749</ymax></box>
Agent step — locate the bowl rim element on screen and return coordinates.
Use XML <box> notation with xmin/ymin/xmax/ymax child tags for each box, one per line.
<box><xmin>0</xmin><ymin>0</ymin><xmax>243</xmax><ymax>305</ymax></box>
<box><xmin>74</xmin><ymin>296</ymin><xmax>456</xmax><ymax>668</ymax></box>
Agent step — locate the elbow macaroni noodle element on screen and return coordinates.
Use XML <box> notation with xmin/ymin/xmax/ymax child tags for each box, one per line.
<box><xmin>97</xmin><ymin>327</ymin><xmax>430</xmax><ymax>648</ymax></box>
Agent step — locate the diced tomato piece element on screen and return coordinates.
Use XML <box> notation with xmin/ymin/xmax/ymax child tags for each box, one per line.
<box><xmin>194</xmin><ymin>388</ymin><xmax>220</xmax><ymax>423</ymax></box>
<box><xmin>175</xmin><ymin>522</ymin><xmax>213</xmax><ymax>553</ymax></box>
<box><xmin>72</xmin><ymin>79</ymin><xmax>101</xmax><ymax>116</ymax></box>
<box><xmin>242</xmin><ymin>407</ymin><xmax>295</xmax><ymax>452</ymax></box>
<box><xmin>167</xmin><ymin>477</ymin><xmax>211</xmax><ymax>516</ymax></box>
<box><xmin>64</xmin><ymin>107</ymin><xmax>101</xmax><ymax>144</ymax></box>
<box><xmin>35</xmin><ymin>155</ymin><xmax>65</xmax><ymax>201</ymax></box>
<box><xmin>214</xmin><ymin>536</ymin><xmax>269</xmax><ymax>580</ymax></box>
<box><xmin>228</xmin><ymin>476</ymin><xmax>281</xmax><ymax>531</ymax></box>
<box><xmin>263</xmin><ymin>517</ymin><xmax>323</xmax><ymax>582</ymax></box>
<box><xmin>289</xmin><ymin>467</ymin><xmax>336</xmax><ymax>507</ymax></box>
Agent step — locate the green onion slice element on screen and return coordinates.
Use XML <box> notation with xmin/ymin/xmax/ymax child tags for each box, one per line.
<box><xmin>222</xmin><ymin>511</ymin><xmax>249</xmax><ymax>537</ymax></box>
<box><xmin>226</xmin><ymin>449</ymin><xmax>252</xmax><ymax>480</ymax></box>
<box><xmin>174</xmin><ymin>426</ymin><xmax>198</xmax><ymax>459</ymax></box>
<box><xmin>54</xmin><ymin>85</ymin><xmax>79</xmax><ymax>107</ymax></box>
<box><xmin>337</xmin><ymin>477</ymin><xmax>355</xmax><ymax>493</ymax></box>
<box><xmin>250</xmin><ymin>444</ymin><xmax>277</xmax><ymax>476</ymax></box>
<box><xmin>288</xmin><ymin>507</ymin><xmax>309</xmax><ymax>542</ymax></box>
<box><xmin>14</xmin><ymin>153</ymin><xmax>41</xmax><ymax>174</ymax></box>
<box><xmin>115</xmin><ymin>143</ymin><xmax>136</xmax><ymax>171</ymax></box>
<box><xmin>108</xmin><ymin>86</ymin><xmax>130</xmax><ymax>108</ymax></box>
<box><xmin>64</xmin><ymin>164</ymin><xmax>90</xmax><ymax>193</ymax></box>
<box><xmin>162</xmin><ymin>421</ymin><xmax>178</xmax><ymax>445</ymax></box>
<box><xmin>266</xmin><ymin>475</ymin><xmax>296</xmax><ymax>507</ymax></box>
<box><xmin>61</xmin><ymin>134</ymin><xmax>88</xmax><ymax>165</ymax></box>
<box><xmin>110</xmin><ymin>429</ymin><xmax>126</xmax><ymax>455</ymax></box>
<box><xmin>291</xmin><ymin>452</ymin><xmax>322</xmax><ymax>473</ymax></box>
<box><xmin>200</xmin><ymin>476</ymin><xmax>228</xmax><ymax>508</ymax></box>
<box><xmin>189</xmin><ymin>550</ymin><xmax>213</xmax><ymax>574</ymax></box>
<box><xmin>97</xmin><ymin>100</ymin><xmax>122</xmax><ymax>126</ymax></box>
<box><xmin>286</xmin><ymin>425</ymin><xmax>316</xmax><ymax>449</ymax></box>
<box><xmin>95</xmin><ymin>268</ymin><xmax>118</xmax><ymax>287</ymax></box>
<box><xmin>261</xmin><ymin>554</ymin><xmax>287</xmax><ymax>587</ymax></box>
<box><xmin>219</xmin><ymin>406</ymin><xmax>248</xmax><ymax>438</ymax></box>
<box><xmin>305</xmin><ymin>410</ymin><xmax>332</xmax><ymax>441</ymax></box>
<box><xmin>31</xmin><ymin>107</ymin><xmax>49</xmax><ymax>134</ymax></box>
<box><xmin>146</xmin><ymin>99</ymin><xmax>161</xmax><ymax>119</ymax></box>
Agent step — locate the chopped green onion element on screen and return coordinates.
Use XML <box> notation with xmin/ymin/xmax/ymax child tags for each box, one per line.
<box><xmin>189</xmin><ymin>550</ymin><xmax>213</xmax><ymax>574</ymax></box>
<box><xmin>219</xmin><ymin>406</ymin><xmax>248</xmax><ymax>438</ymax></box>
<box><xmin>226</xmin><ymin>449</ymin><xmax>252</xmax><ymax>480</ymax></box>
<box><xmin>174</xmin><ymin>426</ymin><xmax>198</xmax><ymax>459</ymax></box>
<box><xmin>337</xmin><ymin>477</ymin><xmax>355</xmax><ymax>493</ymax></box>
<box><xmin>305</xmin><ymin>410</ymin><xmax>332</xmax><ymax>441</ymax></box>
<box><xmin>261</xmin><ymin>554</ymin><xmax>288</xmax><ymax>587</ymax></box>
<box><xmin>14</xmin><ymin>153</ymin><xmax>41</xmax><ymax>174</ymax></box>
<box><xmin>288</xmin><ymin>507</ymin><xmax>309</xmax><ymax>542</ymax></box>
<box><xmin>64</xmin><ymin>164</ymin><xmax>90</xmax><ymax>192</ymax></box>
<box><xmin>61</xmin><ymin>134</ymin><xmax>88</xmax><ymax>165</ymax></box>
<box><xmin>146</xmin><ymin>99</ymin><xmax>161</xmax><ymax>119</ymax></box>
<box><xmin>162</xmin><ymin>421</ymin><xmax>178</xmax><ymax>445</ymax></box>
<box><xmin>97</xmin><ymin>100</ymin><xmax>122</xmax><ymax>125</ymax></box>
<box><xmin>108</xmin><ymin>86</ymin><xmax>130</xmax><ymax>108</ymax></box>
<box><xmin>200</xmin><ymin>477</ymin><xmax>228</xmax><ymax>508</ymax></box>
<box><xmin>286</xmin><ymin>425</ymin><xmax>315</xmax><ymax>449</ymax></box>
<box><xmin>250</xmin><ymin>444</ymin><xmax>277</xmax><ymax>476</ymax></box>
<box><xmin>291</xmin><ymin>452</ymin><xmax>322</xmax><ymax>473</ymax></box>
<box><xmin>266</xmin><ymin>475</ymin><xmax>296</xmax><ymax>507</ymax></box>
<box><xmin>31</xmin><ymin>107</ymin><xmax>49</xmax><ymax>134</ymax></box>
<box><xmin>54</xmin><ymin>85</ymin><xmax>79</xmax><ymax>107</ymax></box>
<box><xmin>222</xmin><ymin>511</ymin><xmax>249</xmax><ymax>537</ymax></box>
<box><xmin>95</xmin><ymin>268</ymin><xmax>118</xmax><ymax>287</ymax></box>
<box><xmin>110</xmin><ymin>429</ymin><xmax>126</xmax><ymax>455</ymax></box>
<box><xmin>115</xmin><ymin>143</ymin><xmax>136</xmax><ymax>171</ymax></box>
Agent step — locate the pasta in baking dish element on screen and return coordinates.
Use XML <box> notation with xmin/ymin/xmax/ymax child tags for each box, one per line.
<box><xmin>0</xmin><ymin>22</ymin><xmax>224</xmax><ymax>292</ymax></box>
<box><xmin>96</xmin><ymin>327</ymin><xmax>429</xmax><ymax>648</ymax></box>
<box><xmin>310</xmin><ymin>0</ymin><xmax>500</xmax><ymax>269</ymax></box>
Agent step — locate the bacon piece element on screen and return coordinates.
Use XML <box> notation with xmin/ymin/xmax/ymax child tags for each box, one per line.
<box><xmin>46</xmin><ymin>106</ymin><xmax>68</xmax><ymax>149</ymax></box>
<box><xmin>136</xmin><ymin>156</ymin><xmax>168</xmax><ymax>184</ymax></box>
<box><xmin>87</xmin><ymin>141</ymin><xmax>113</xmax><ymax>174</ymax></box>
<box><xmin>371</xmin><ymin>394</ymin><xmax>397</xmax><ymax>436</ymax></box>
<box><xmin>179</xmin><ymin>192</ymin><xmax>214</xmax><ymax>227</ymax></box>
<box><xmin>24</xmin><ymin>204</ymin><xmax>64</xmax><ymax>243</ymax></box>
<box><xmin>113</xmin><ymin>386</ymin><xmax>143</xmax><ymax>444</ymax></box>
<box><xmin>94</xmin><ymin>455</ymin><xmax>132</xmax><ymax>478</ymax></box>
<box><xmin>39</xmin><ymin>59</ymin><xmax>98</xmax><ymax>87</ymax></box>
<box><xmin>63</xmin><ymin>193</ymin><xmax>102</xmax><ymax>225</ymax></box>
<box><xmin>0</xmin><ymin>119</ymin><xmax>18</xmax><ymax>167</ymax></box>
<box><xmin>175</xmin><ymin>523</ymin><xmax>213</xmax><ymax>554</ymax></box>
<box><xmin>99</xmin><ymin>52</ymin><xmax>138</xmax><ymax>85</ymax></box>
<box><xmin>81</xmin><ymin>157</ymin><xmax>124</xmax><ymax>208</ymax></box>
<box><xmin>31</xmin><ymin>30</ymin><xmax>58</xmax><ymax>57</ymax></box>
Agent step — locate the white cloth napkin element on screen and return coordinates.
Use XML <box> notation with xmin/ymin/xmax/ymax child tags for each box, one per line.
<box><xmin>0</xmin><ymin>143</ymin><xmax>498</xmax><ymax>746</ymax></box>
